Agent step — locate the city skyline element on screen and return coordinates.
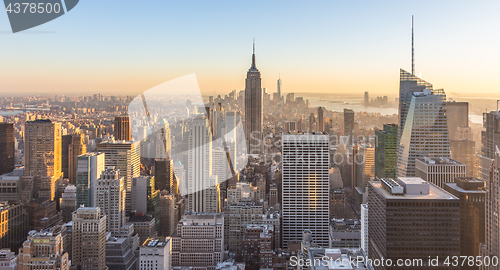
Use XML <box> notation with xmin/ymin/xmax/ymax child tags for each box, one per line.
<box><xmin>1</xmin><ymin>1</ymin><xmax>499</xmax><ymax>96</ymax></box>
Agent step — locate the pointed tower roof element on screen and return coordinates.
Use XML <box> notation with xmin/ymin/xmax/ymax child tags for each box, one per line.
<box><xmin>249</xmin><ymin>40</ymin><xmax>258</xmax><ymax>71</ymax></box>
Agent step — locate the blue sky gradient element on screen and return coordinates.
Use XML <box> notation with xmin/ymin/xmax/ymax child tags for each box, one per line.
<box><xmin>1</xmin><ymin>0</ymin><xmax>499</xmax><ymax>96</ymax></box>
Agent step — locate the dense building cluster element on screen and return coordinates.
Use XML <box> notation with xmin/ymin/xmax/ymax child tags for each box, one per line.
<box><xmin>0</xmin><ymin>40</ymin><xmax>499</xmax><ymax>270</ymax></box>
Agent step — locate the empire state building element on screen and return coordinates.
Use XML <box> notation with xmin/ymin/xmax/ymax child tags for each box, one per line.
<box><xmin>244</xmin><ymin>43</ymin><xmax>264</xmax><ymax>155</ymax></box>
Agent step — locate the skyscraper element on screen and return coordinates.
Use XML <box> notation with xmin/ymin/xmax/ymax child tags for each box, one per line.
<box><xmin>95</xmin><ymin>168</ymin><xmax>126</xmax><ymax>233</ymax></box>
<box><xmin>478</xmin><ymin>110</ymin><xmax>500</xmax><ymax>182</ymax></box>
<box><xmin>396</xmin><ymin>84</ymin><xmax>450</xmax><ymax>177</ymax></box>
<box><xmin>76</xmin><ymin>152</ymin><xmax>105</xmax><ymax>207</ymax></box>
<box><xmin>447</xmin><ymin>101</ymin><xmax>476</xmax><ymax>177</ymax></box>
<box><xmin>375</xmin><ymin>124</ymin><xmax>398</xmax><ymax>179</ymax></box>
<box><xmin>154</xmin><ymin>158</ymin><xmax>174</xmax><ymax>193</ymax></box>
<box><xmin>0</xmin><ymin>122</ymin><xmax>15</xmax><ymax>175</ymax></box>
<box><xmin>318</xmin><ymin>107</ymin><xmax>324</xmax><ymax>132</ymax></box>
<box><xmin>72</xmin><ymin>207</ymin><xmax>107</xmax><ymax>270</ymax></box>
<box><xmin>277</xmin><ymin>76</ymin><xmax>282</xmax><ymax>102</ymax></box>
<box><xmin>114</xmin><ymin>116</ymin><xmax>132</xmax><ymax>141</ymax></box>
<box><xmin>343</xmin><ymin>109</ymin><xmax>354</xmax><ymax>146</ymax></box>
<box><xmin>479</xmin><ymin>148</ymin><xmax>500</xmax><ymax>270</ymax></box>
<box><xmin>364</xmin><ymin>92</ymin><xmax>369</xmax><ymax>106</ymax></box>
<box><xmin>244</xmin><ymin>42</ymin><xmax>264</xmax><ymax>155</ymax></box>
<box><xmin>24</xmin><ymin>119</ymin><xmax>62</xmax><ymax>200</ymax></box>
<box><xmin>187</xmin><ymin>118</ymin><xmax>220</xmax><ymax>212</ymax></box>
<box><xmin>62</xmin><ymin>132</ymin><xmax>87</xmax><ymax>184</ymax></box>
<box><xmin>97</xmin><ymin>140</ymin><xmax>140</xmax><ymax>212</ymax></box>
<box><xmin>444</xmin><ymin>177</ymin><xmax>485</xmax><ymax>263</ymax></box>
<box><xmin>282</xmin><ymin>133</ymin><xmax>329</xmax><ymax>248</ymax></box>
<box><xmin>368</xmin><ymin>177</ymin><xmax>460</xmax><ymax>270</ymax></box>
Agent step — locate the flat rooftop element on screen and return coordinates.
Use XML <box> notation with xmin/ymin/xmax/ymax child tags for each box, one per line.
<box><xmin>444</xmin><ymin>183</ymin><xmax>487</xmax><ymax>194</ymax></box>
<box><xmin>370</xmin><ymin>180</ymin><xmax>457</xmax><ymax>200</ymax></box>
<box><xmin>417</xmin><ymin>157</ymin><xmax>463</xmax><ymax>165</ymax></box>
<box><xmin>142</xmin><ymin>238</ymin><xmax>169</xmax><ymax>248</ymax></box>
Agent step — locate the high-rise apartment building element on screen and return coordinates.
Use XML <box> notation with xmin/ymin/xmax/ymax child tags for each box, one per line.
<box><xmin>72</xmin><ymin>207</ymin><xmax>107</xmax><ymax>270</ymax></box>
<box><xmin>282</xmin><ymin>133</ymin><xmax>329</xmax><ymax>248</ymax></box>
<box><xmin>375</xmin><ymin>124</ymin><xmax>398</xmax><ymax>179</ymax></box>
<box><xmin>76</xmin><ymin>152</ymin><xmax>105</xmax><ymax>207</ymax></box>
<box><xmin>244</xmin><ymin>43</ymin><xmax>263</xmax><ymax>155</ymax></box>
<box><xmin>24</xmin><ymin>119</ymin><xmax>62</xmax><ymax>200</ymax></box>
<box><xmin>368</xmin><ymin>177</ymin><xmax>460</xmax><ymax>270</ymax></box>
<box><xmin>95</xmin><ymin>168</ymin><xmax>126</xmax><ymax>233</ymax></box>
<box><xmin>114</xmin><ymin>116</ymin><xmax>132</xmax><ymax>141</ymax></box>
<box><xmin>415</xmin><ymin>157</ymin><xmax>466</xmax><ymax>189</ymax></box>
<box><xmin>396</xmin><ymin>81</ymin><xmax>450</xmax><ymax>177</ymax></box>
<box><xmin>171</xmin><ymin>213</ymin><xmax>224</xmax><ymax>269</ymax></box>
<box><xmin>343</xmin><ymin>109</ymin><xmax>354</xmax><ymax>145</ymax></box>
<box><xmin>187</xmin><ymin>118</ymin><xmax>219</xmax><ymax>212</ymax></box>
<box><xmin>139</xmin><ymin>238</ymin><xmax>171</xmax><ymax>270</ymax></box>
<box><xmin>97</xmin><ymin>140</ymin><xmax>140</xmax><ymax>212</ymax></box>
<box><xmin>480</xmin><ymin>148</ymin><xmax>500</xmax><ymax>270</ymax></box>
<box><xmin>62</xmin><ymin>132</ymin><xmax>87</xmax><ymax>184</ymax></box>
<box><xmin>0</xmin><ymin>123</ymin><xmax>15</xmax><ymax>175</ymax></box>
<box><xmin>444</xmin><ymin>177</ymin><xmax>485</xmax><ymax>264</ymax></box>
<box><xmin>18</xmin><ymin>229</ymin><xmax>69</xmax><ymax>270</ymax></box>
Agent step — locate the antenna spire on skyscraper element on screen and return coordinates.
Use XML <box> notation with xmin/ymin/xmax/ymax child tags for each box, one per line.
<box><xmin>412</xmin><ymin>15</ymin><xmax>415</xmax><ymax>76</ymax></box>
<box><xmin>250</xmin><ymin>39</ymin><xmax>257</xmax><ymax>70</ymax></box>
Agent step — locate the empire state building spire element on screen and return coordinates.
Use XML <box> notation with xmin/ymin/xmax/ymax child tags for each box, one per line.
<box><xmin>245</xmin><ymin>40</ymin><xmax>263</xmax><ymax>155</ymax></box>
<box><xmin>250</xmin><ymin>40</ymin><xmax>257</xmax><ymax>71</ymax></box>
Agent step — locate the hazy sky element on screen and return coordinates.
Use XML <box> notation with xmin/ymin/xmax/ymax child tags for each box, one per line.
<box><xmin>1</xmin><ymin>0</ymin><xmax>499</xmax><ymax>97</ymax></box>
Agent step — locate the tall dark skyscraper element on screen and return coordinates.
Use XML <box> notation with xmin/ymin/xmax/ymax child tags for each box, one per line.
<box><xmin>244</xmin><ymin>42</ymin><xmax>263</xmax><ymax>155</ymax></box>
<box><xmin>364</xmin><ymin>91</ymin><xmax>369</xmax><ymax>106</ymax></box>
<box><xmin>62</xmin><ymin>132</ymin><xmax>87</xmax><ymax>184</ymax></box>
<box><xmin>114</xmin><ymin>116</ymin><xmax>132</xmax><ymax>141</ymax></box>
<box><xmin>154</xmin><ymin>158</ymin><xmax>174</xmax><ymax>194</ymax></box>
<box><xmin>343</xmin><ymin>108</ymin><xmax>354</xmax><ymax>145</ymax></box>
<box><xmin>317</xmin><ymin>106</ymin><xmax>324</xmax><ymax>132</ymax></box>
<box><xmin>0</xmin><ymin>123</ymin><xmax>15</xmax><ymax>175</ymax></box>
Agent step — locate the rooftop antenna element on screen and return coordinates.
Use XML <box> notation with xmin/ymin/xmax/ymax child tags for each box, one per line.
<box><xmin>412</xmin><ymin>15</ymin><xmax>415</xmax><ymax>76</ymax></box>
